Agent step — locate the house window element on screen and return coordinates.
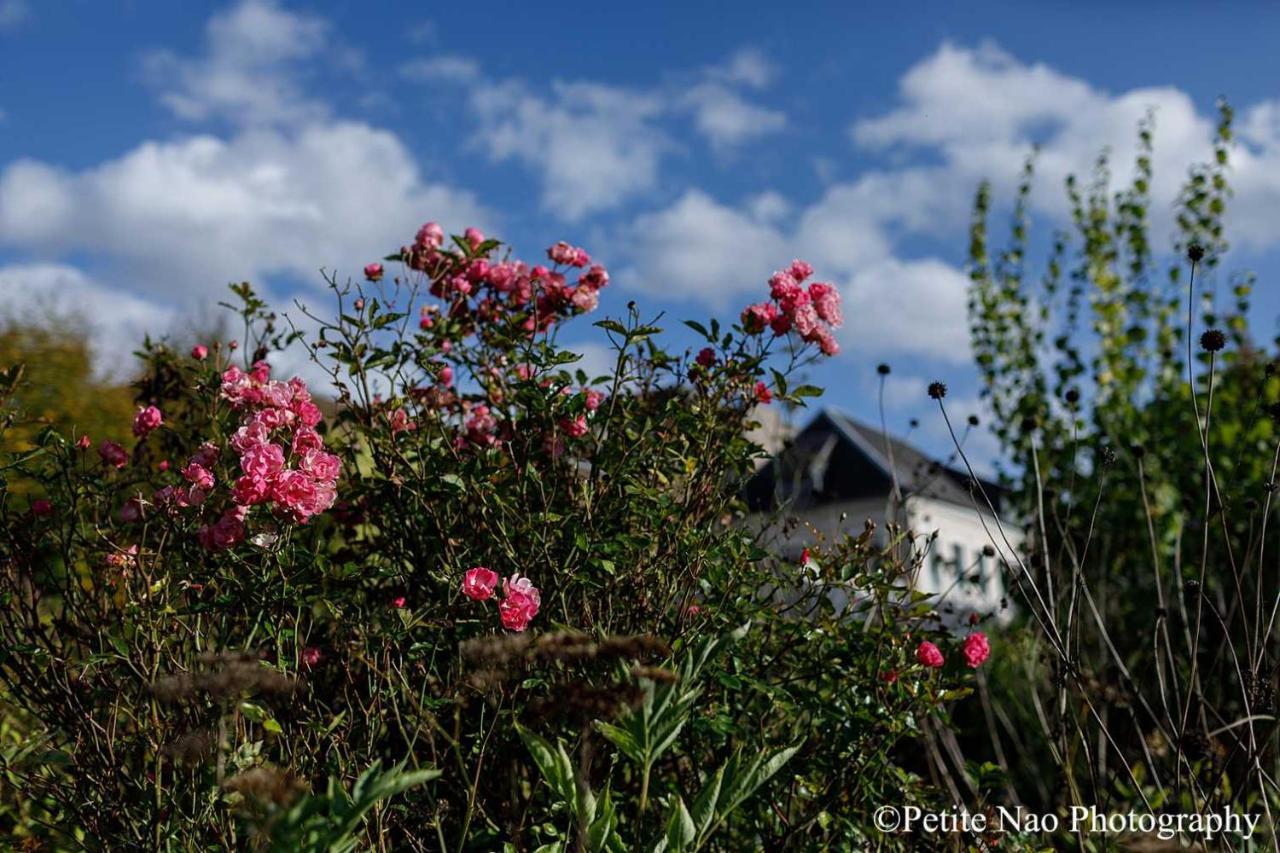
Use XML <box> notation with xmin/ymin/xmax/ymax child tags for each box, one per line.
<box><xmin>929</xmin><ymin>544</ymin><xmax>947</xmax><ymax>589</ymax></box>
<box><xmin>952</xmin><ymin>544</ymin><xmax>964</xmax><ymax>581</ymax></box>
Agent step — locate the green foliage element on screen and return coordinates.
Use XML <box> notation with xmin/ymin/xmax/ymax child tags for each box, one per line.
<box><xmin>0</xmin><ymin>226</ymin><xmax>981</xmax><ymax>848</ymax></box>
<box><xmin>967</xmin><ymin>99</ymin><xmax>1280</xmax><ymax>826</ymax></box>
<box><xmin>260</xmin><ymin>761</ymin><xmax>441</xmax><ymax>852</ymax></box>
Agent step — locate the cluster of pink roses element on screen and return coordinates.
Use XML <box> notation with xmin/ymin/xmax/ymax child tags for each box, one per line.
<box><xmin>138</xmin><ymin>361</ymin><xmax>338</xmax><ymax>551</ymax></box>
<box><xmin>740</xmin><ymin>259</ymin><xmax>842</xmax><ymax>356</ymax></box>
<box><xmin>390</xmin><ymin>222</ymin><xmax>609</xmax><ymax>336</ymax></box>
<box><xmin>461</xmin><ymin>566</ymin><xmax>541</xmax><ymax>632</ymax></box>
<box><xmin>914</xmin><ymin>633</ymin><xmax>990</xmax><ymax>670</ymax></box>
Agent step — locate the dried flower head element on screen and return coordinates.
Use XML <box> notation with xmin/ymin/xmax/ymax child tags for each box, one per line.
<box><xmin>927</xmin><ymin>381</ymin><xmax>947</xmax><ymax>400</ymax></box>
<box><xmin>1187</xmin><ymin>243</ymin><xmax>1206</xmax><ymax>263</ymax></box>
<box><xmin>1199</xmin><ymin>329</ymin><xmax>1226</xmax><ymax>352</ymax></box>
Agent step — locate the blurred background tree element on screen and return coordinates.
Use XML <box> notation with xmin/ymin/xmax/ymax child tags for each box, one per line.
<box><xmin>0</xmin><ymin>317</ymin><xmax>136</xmax><ymax>491</ymax></box>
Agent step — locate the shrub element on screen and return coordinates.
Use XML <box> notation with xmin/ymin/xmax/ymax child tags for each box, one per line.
<box><xmin>0</xmin><ymin>224</ymin><xmax>988</xmax><ymax>848</ymax></box>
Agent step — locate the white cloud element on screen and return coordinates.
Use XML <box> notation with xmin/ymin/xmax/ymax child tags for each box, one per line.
<box><xmin>841</xmin><ymin>258</ymin><xmax>971</xmax><ymax>363</ymax></box>
<box><xmin>405</xmin><ymin>47</ymin><xmax>787</xmax><ymax>219</ymax></box>
<box><xmin>0</xmin><ymin>0</ymin><xmax>27</xmax><ymax>31</ymax></box>
<box><xmin>469</xmin><ymin>79</ymin><xmax>670</xmax><ymax>221</ymax></box>
<box><xmin>399</xmin><ymin>55</ymin><xmax>480</xmax><ymax>84</ymax></box>
<box><xmin>709</xmin><ymin>47</ymin><xmax>776</xmax><ymax>90</ymax></box>
<box><xmin>143</xmin><ymin>0</ymin><xmax>331</xmax><ymax>127</ymax></box>
<box><xmin>0</xmin><ymin>263</ymin><xmax>177</xmax><ymax>379</ymax></box>
<box><xmin>608</xmin><ymin>40</ymin><xmax>1280</xmax><ymax>367</ymax></box>
<box><xmin>614</xmin><ymin>190</ymin><xmax>791</xmax><ymax>308</ymax></box>
<box><xmin>683</xmin><ymin>82</ymin><xmax>786</xmax><ymax>151</ymax></box>
<box><xmin>0</xmin><ymin>123</ymin><xmax>487</xmax><ymax>299</ymax></box>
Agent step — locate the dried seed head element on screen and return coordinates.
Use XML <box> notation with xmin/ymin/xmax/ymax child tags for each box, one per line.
<box><xmin>1199</xmin><ymin>329</ymin><xmax>1226</xmax><ymax>353</ymax></box>
<box><xmin>162</xmin><ymin>729</ymin><xmax>216</xmax><ymax>764</ymax></box>
<box><xmin>630</xmin><ymin>665</ymin><xmax>680</xmax><ymax>684</ymax></box>
<box><xmin>223</xmin><ymin>766</ymin><xmax>306</xmax><ymax>809</ymax></box>
<box><xmin>1187</xmin><ymin>244</ymin><xmax>1206</xmax><ymax>263</ymax></box>
<box><xmin>877</xmin><ymin>363</ymin><xmax>891</xmax><ymax>376</ymax></box>
<box><xmin>927</xmin><ymin>381</ymin><xmax>947</xmax><ymax>400</ymax></box>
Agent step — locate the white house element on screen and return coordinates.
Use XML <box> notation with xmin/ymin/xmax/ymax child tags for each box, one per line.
<box><xmin>744</xmin><ymin>408</ymin><xmax>1020</xmax><ymax>624</ymax></box>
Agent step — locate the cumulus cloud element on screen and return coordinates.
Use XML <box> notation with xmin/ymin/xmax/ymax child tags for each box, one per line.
<box><xmin>0</xmin><ymin>123</ymin><xmax>487</xmax><ymax>298</ymax></box>
<box><xmin>142</xmin><ymin>0</ymin><xmax>332</xmax><ymax>127</ymax></box>
<box><xmin>608</xmin><ymin>40</ymin><xmax>1280</xmax><ymax>366</ymax></box>
<box><xmin>0</xmin><ymin>264</ymin><xmax>177</xmax><ymax>379</ymax></box>
<box><xmin>469</xmin><ymin>79</ymin><xmax>671</xmax><ymax>221</ymax></box>
<box><xmin>404</xmin><ymin>47</ymin><xmax>787</xmax><ymax>219</ymax></box>
<box><xmin>614</xmin><ymin>190</ymin><xmax>791</xmax><ymax>308</ymax></box>
<box><xmin>682</xmin><ymin>82</ymin><xmax>787</xmax><ymax>151</ymax></box>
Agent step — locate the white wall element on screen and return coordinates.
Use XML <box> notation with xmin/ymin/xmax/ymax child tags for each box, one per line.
<box><xmin>748</xmin><ymin>493</ymin><xmax>1022</xmax><ymax>625</ymax></box>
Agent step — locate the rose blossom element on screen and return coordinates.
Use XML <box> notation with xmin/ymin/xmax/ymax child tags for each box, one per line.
<box><xmin>961</xmin><ymin>632</ymin><xmax>991</xmax><ymax>668</ymax></box>
<box><xmin>232</xmin><ymin>475</ymin><xmax>272</xmax><ymax>506</ymax></box>
<box><xmin>559</xmin><ymin>415</ymin><xmax>588</xmax><ymax>439</ymax></box>
<box><xmin>191</xmin><ymin>344</ymin><xmax>208</xmax><ymax>360</ymax></box>
<box><xmin>364</xmin><ymin>262</ymin><xmax>384</xmax><ymax>282</ymax></box>
<box><xmin>498</xmin><ymin>575</ymin><xmax>541</xmax><ymax>632</ymax></box>
<box><xmin>100</xmin><ymin>440</ymin><xmax>128</xmax><ymax>469</ymax></box>
<box><xmin>181</xmin><ymin>463</ymin><xmax>215</xmax><ymax>490</ymax></box>
<box><xmin>301</xmin><ymin>450</ymin><xmax>341</xmax><ymax>483</ymax></box>
<box><xmin>133</xmin><ymin>405</ymin><xmax>163</xmax><ymax>438</ymax></box>
<box><xmin>754</xmin><ymin>381</ymin><xmax>773</xmax><ymax>404</ymax></box>
<box><xmin>462</xmin><ymin>566</ymin><xmax>500</xmax><ymax>601</ymax></box>
<box><xmin>240</xmin><ymin>442</ymin><xmax>285</xmax><ymax>481</ymax></box>
<box><xmin>915</xmin><ymin>640</ymin><xmax>945</xmax><ymax>669</ymax></box>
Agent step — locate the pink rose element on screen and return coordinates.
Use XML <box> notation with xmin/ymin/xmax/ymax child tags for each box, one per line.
<box><xmin>240</xmin><ymin>442</ymin><xmax>285</xmax><ymax>481</ymax></box>
<box><xmin>961</xmin><ymin>632</ymin><xmax>991</xmax><ymax>669</ymax></box>
<box><xmin>133</xmin><ymin>405</ymin><xmax>163</xmax><ymax>438</ymax></box>
<box><xmin>300</xmin><ymin>646</ymin><xmax>323</xmax><ymax>669</ymax></box>
<box><xmin>231</xmin><ymin>420</ymin><xmax>270</xmax><ymax>453</ymax></box>
<box><xmin>301</xmin><ymin>450</ymin><xmax>341</xmax><ymax>483</ymax></box>
<box><xmin>271</xmin><ymin>469</ymin><xmax>321</xmax><ymax>522</ymax></box>
<box><xmin>462</xmin><ymin>566</ymin><xmax>499</xmax><ymax>601</ymax></box>
<box><xmin>415</xmin><ymin>221</ymin><xmax>444</xmax><ymax>250</ymax></box>
<box><xmin>364</xmin><ymin>262</ymin><xmax>384</xmax><ymax>282</ymax></box>
<box><xmin>232</xmin><ymin>475</ymin><xmax>271</xmax><ymax>506</ymax></box>
<box><xmin>99</xmin><ymin>440</ymin><xmax>128</xmax><ymax>469</ymax></box>
<box><xmin>559</xmin><ymin>415</ymin><xmax>588</xmax><ymax>439</ymax></box>
<box><xmin>789</xmin><ymin>259</ymin><xmax>814</xmax><ymax>282</ymax></box>
<box><xmin>695</xmin><ymin>347</ymin><xmax>716</xmax><ymax>368</ymax></box>
<box><xmin>190</xmin><ymin>441</ymin><xmax>220</xmax><ymax>469</ymax></box>
<box><xmin>740</xmin><ymin>301</ymin><xmax>778</xmax><ymax>334</ymax></box>
<box><xmin>181</xmin><ymin>463</ymin><xmax>215</xmax><ymax>490</ymax></box>
<box><xmin>198</xmin><ymin>510</ymin><xmax>245</xmax><ymax>551</ymax></box>
<box><xmin>191</xmin><ymin>344</ymin><xmax>208</xmax><ymax>360</ymax></box>
<box><xmin>392</xmin><ymin>596</ymin><xmax>407</xmax><ymax>609</ymax></box>
<box><xmin>754</xmin><ymin>382</ymin><xmax>772</xmax><ymax>405</ymax></box>
<box><xmin>292</xmin><ymin>427</ymin><xmax>323</xmax><ymax>455</ymax></box>
<box><xmin>808</xmin><ymin>282</ymin><xmax>843</xmax><ymax>329</ymax></box>
<box><xmin>76</xmin><ymin>434</ymin><xmax>91</xmax><ymax>450</ymax></box>
<box><xmin>293</xmin><ymin>398</ymin><xmax>323</xmax><ymax>428</ymax></box>
<box><xmin>584</xmin><ymin>389</ymin><xmax>603</xmax><ymax>411</ymax></box>
<box><xmin>498</xmin><ymin>575</ymin><xmax>541</xmax><ymax>632</ymax></box>
<box><xmin>915</xmin><ymin>641</ymin><xmax>945</xmax><ymax>669</ymax></box>
<box><xmin>464</xmin><ymin>226</ymin><xmax>485</xmax><ymax>249</ymax></box>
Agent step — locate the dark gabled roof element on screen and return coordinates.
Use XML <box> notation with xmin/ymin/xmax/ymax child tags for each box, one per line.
<box><xmin>744</xmin><ymin>407</ymin><xmax>1003</xmax><ymax>514</ymax></box>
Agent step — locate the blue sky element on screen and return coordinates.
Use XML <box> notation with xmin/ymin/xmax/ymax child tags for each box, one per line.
<box><xmin>4</xmin><ymin>0</ymin><xmax>1280</xmax><ymax>469</ymax></box>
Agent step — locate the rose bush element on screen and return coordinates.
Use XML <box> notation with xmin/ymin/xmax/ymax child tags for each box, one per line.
<box><xmin>0</xmin><ymin>222</ymin><xmax>993</xmax><ymax>849</ymax></box>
